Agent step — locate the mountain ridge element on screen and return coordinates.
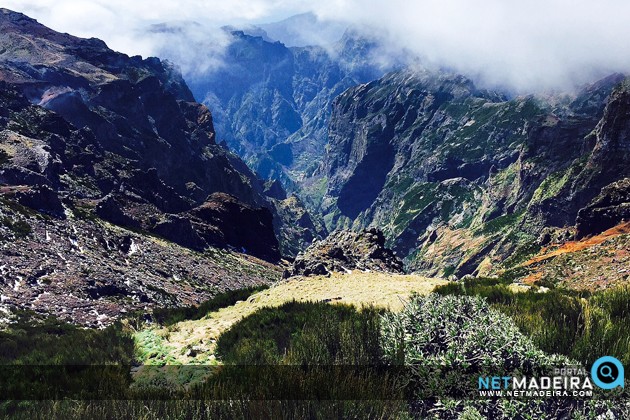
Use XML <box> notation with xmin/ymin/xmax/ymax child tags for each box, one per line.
<box><xmin>0</xmin><ymin>8</ymin><xmax>289</xmax><ymax>324</ymax></box>
<box><xmin>315</xmin><ymin>68</ymin><xmax>629</xmax><ymax>276</ymax></box>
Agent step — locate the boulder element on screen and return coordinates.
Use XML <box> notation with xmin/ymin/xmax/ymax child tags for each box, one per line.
<box><xmin>284</xmin><ymin>228</ymin><xmax>404</xmax><ymax>277</ymax></box>
<box><xmin>15</xmin><ymin>185</ymin><xmax>65</xmax><ymax>218</ymax></box>
<box><xmin>576</xmin><ymin>178</ymin><xmax>630</xmax><ymax>238</ymax></box>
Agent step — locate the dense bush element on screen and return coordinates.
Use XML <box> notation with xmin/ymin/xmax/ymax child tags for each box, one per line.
<box><xmin>381</xmin><ymin>293</ymin><xmax>566</xmax><ymax>371</ymax></box>
<box><xmin>216</xmin><ymin>300</ymin><xmax>384</xmax><ymax>365</ymax></box>
<box><xmin>380</xmin><ymin>293</ymin><xmax>626</xmax><ymax>419</ymax></box>
<box><xmin>435</xmin><ymin>279</ymin><xmax>630</xmax><ymax>366</ymax></box>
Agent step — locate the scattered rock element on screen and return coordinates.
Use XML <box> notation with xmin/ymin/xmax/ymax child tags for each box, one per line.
<box><xmin>284</xmin><ymin>228</ymin><xmax>404</xmax><ymax>278</ymax></box>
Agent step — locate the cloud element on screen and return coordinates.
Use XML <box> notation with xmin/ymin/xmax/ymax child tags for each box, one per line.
<box><xmin>2</xmin><ymin>0</ymin><xmax>305</xmax><ymax>77</ymax></box>
<box><xmin>312</xmin><ymin>0</ymin><xmax>630</xmax><ymax>92</ymax></box>
<box><xmin>4</xmin><ymin>0</ymin><xmax>630</xmax><ymax>92</ymax></box>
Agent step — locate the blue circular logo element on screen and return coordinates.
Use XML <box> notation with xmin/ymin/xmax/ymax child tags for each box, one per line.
<box><xmin>591</xmin><ymin>356</ymin><xmax>625</xmax><ymax>390</ymax></box>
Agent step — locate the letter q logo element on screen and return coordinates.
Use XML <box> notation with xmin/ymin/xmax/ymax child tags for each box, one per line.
<box><xmin>591</xmin><ymin>356</ymin><xmax>624</xmax><ymax>390</ymax></box>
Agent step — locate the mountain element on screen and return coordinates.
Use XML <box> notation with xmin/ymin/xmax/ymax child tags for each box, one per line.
<box><xmin>187</xmin><ymin>28</ymin><xmax>408</xmax><ymax>195</ymax></box>
<box><xmin>316</xmin><ymin>69</ymin><xmax>630</xmax><ymax>276</ymax></box>
<box><xmin>0</xmin><ymin>9</ymin><xmax>287</xmax><ymax>324</ymax></box>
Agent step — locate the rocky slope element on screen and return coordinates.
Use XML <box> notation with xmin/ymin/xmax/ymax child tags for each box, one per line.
<box><xmin>315</xmin><ymin>69</ymin><xmax>630</xmax><ymax>276</ymax></box>
<box><xmin>0</xmin><ymin>192</ymin><xmax>280</xmax><ymax>327</ymax></box>
<box><xmin>284</xmin><ymin>228</ymin><xmax>404</xmax><ymax>277</ymax></box>
<box><xmin>0</xmin><ymin>9</ymin><xmax>288</xmax><ymax>323</ymax></box>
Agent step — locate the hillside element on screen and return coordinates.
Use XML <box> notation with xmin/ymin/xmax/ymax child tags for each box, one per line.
<box><xmin>315</xmin><ymin>69</ymin><xmax>630</xmax><ymax>276</ymax></box>
<box><xmin>0</xmin><ymin>9</ymin><xmax>288</xmax><ymax>324</ymax></box>
<box><xmin>0</xmin><ymin>7</ymin><xmax>628</xmax><ymax>420</ymax></box>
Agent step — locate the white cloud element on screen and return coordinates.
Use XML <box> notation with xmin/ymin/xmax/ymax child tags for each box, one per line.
<box><xmin>312</xmin><ymin>0</ymin><xmax>630</xmax><ymax>91</ymax></box>
<box><xmin>4</xmin><ymin>0</ymin><xmax>630</xmax><ymax>91</ymax></box>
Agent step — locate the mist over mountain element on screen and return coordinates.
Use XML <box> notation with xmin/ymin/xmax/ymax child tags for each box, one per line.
<box><xmin>318</xmin><ymin>69</ymin><xmax>630</xmax><ymax>275</ymax></box>
<box><xmin>186</xmin><ymin>28</ymin><xmax>411</xmax><ymax>188</ymax></box>
<box><xmin>256</xmin><ymin>12</ymin><xmax>347</xmax><ymax>47</ymax></box>
<box><xmin>8</xmin><ymin>1</ymin><xmax>630</xmax><ymax>93</ymax></box>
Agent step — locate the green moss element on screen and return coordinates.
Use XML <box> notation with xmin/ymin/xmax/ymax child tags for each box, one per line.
<box><xmin>531</xmin><ymin>155</ymin><xmax>589</xmax><ymax>203</ymax></box>
<box><xmin>1</xmin><ymin>217</ymin><xmax>32</xmax><ymax>238</ymax></box>
<box><xmin>476</xmin><ymin>210</ymin><xmax>525</xmax><ymax>235</ymax></box>
<box><xmin>134</xmin><ymin>329</ymin><xmax>177</xmax><ymax>365</ymax></box>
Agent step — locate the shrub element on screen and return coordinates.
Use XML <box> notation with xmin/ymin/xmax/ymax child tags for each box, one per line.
<box><xmin>380</xmin><ymin>294</ymin><xmax>566</xmax><ymax>372</ymax></box>
<box><xmin>435</xmin><ymin>279</ymin><xmax>630</xmax><ymax>367</ymax></box>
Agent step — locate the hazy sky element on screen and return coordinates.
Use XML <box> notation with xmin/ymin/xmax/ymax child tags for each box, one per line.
<box><xmin>5</xmin><ymin>0</ymin><xmax>630</xmax><ymax>92</ymax></box>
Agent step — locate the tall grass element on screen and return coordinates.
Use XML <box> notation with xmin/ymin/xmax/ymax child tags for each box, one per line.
<box><xmin>434</xmin><ymin>279</ymin><xmax>630</xmax><ymax>366</ymax></box>
<box><xmin>215</xmin><ymin>300</ymin><xmax>384</xmax><ymax>365</ymax></box>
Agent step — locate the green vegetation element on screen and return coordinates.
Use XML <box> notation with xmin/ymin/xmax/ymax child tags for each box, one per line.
<box><xmin>530</xmin><ymin>154</ymin><xmax>589</xmax><ymax>204</ymax></box>
<box><xmin>70</xmin><ymin>203</ymin><xmax>99</xmax><ymax>221</ymax></box>
<box><xmin>151</xmin><ymin>285</ymin><xmax>269</xmax><ymax>326</ymax></box>
<box><xmin>202</xmin><ymin>301</ymin><xmax>406</xmax><ymax>415</ymax></box>
<box><xmin>435</xmin><ymin>278</ymin><xmax>630</xmax><ymax>366</ymax></box>
<box><xmin>476</xmin><ymin>210</ymin><xmax>524</xmax><ymax>235</ymax></box>
<box><xmin>381</xmin><ymin>294</ymin><xmax>566</xmax><ymax>399</ymax></box>
<box><xmin>392</xmin><ymin>182</ymin><xmax>437</xmax><ymax>230</ymax></box>
<box><xmin>1</xmin><ymin>290</ymin><xmax>626</xmax><ymax>419</ymax></box>
<box><xmin>379</xmin><ymin>293</ymin><xmax>621</xmax><ymax>419</ymax></box>
<box><xmin>0</xmin><ymin>149</ymin><xmax>10</xmax><ymax>165</ymax></box>
<box><xmin>0</xmin><ymin>311</ymin><xmax>135</xmax><ymax>414</ymax></box>
<box><xmin>216</xmin><ymin>300</ymin><xmax>384</xmax><ymax>365</ymax></box>
<box><xmin>390</xmin><ymin>181</ymin><xmax>477</xmax><ymax>237</ymax></box>
<box><xmin>134</xmin><ymin>329</ymin><xmax>177</xmax><ymax>365</ymax></box>
<box><xmin>0</xmin><ymin>216</ymin><xmax>32</xmax><ymax>238</ymax></box>
<box><xmin>0</xmin><ymin>311</ymin><xmax>134</xmax><ymax>365</ymax></box>
<box><xmin>500</xmin><ymin>232</ymin><xmax>540</xmax><ymax>267</ymax></box>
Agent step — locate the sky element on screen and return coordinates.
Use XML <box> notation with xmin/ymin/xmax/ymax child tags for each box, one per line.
<box><xmin>4</xmin><ymin>0</ymin><xmax>630</xmax><ymax>92</ymax></box>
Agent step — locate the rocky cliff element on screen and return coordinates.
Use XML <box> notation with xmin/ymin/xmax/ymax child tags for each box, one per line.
<box><xmin>0</xmin><ymin>9</ymin><xmax>285</xmax><ymax>324</ymax></box>
<box><xmin>285</xmin><ymin>228</ymin><xmax>404</xmax><ymax>277</ymax></box>
<box><xmin>316</xmin><ymin>69</ymin><xmax>629</xmax><ymax>276</ymax></box>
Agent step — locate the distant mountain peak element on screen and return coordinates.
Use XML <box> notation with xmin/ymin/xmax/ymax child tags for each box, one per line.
<box><xmin>256</xmin><ymin>12</ymin><xmax>348</xmax><ymax>47</ymax></box>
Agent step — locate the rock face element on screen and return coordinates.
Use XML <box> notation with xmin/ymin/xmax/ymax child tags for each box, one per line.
<box><xmin>0</xmin><ymin>9</ymin><xmax>287</xmax><ymax>324</ymax></box>
<box><xmin>285</xmin><ymin>228</ymin><xmax>404</xmax><ymax>277</ymax></box>
<box><xmin>576</xmin><ymin>178</ymin><xmax>630</xmax><ymax>239</ymax></box>
<box><xmin>314</xmin><ymin>69</ymin><xmax>630</xmax><ymax>276</ymax></box>
<box><xmin>185</xmin><ymin>193</ymin><xmax>280</xmax><ymax>261</ymax></box>
<box><xmin>187</xmin><ymin>29</ymin><xmax>407</xmax><ymax>187</ymax></box>
<box><xmin>0</xmin><ymin>8</ymin><xmax>290</xmax><ymax>262</ymax></box>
